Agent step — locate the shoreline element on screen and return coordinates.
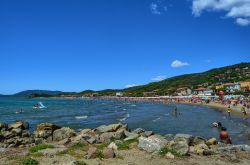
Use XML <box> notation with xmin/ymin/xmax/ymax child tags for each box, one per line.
<box><xmin>178</xmin><ymin>101</ymin><xmax>248</xmax><ymax>118</ymax></box>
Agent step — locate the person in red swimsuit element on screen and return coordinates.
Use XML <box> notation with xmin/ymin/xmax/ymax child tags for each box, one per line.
<box><xmin>220</xmin><ymin>127</ymin><xmax>232</xmax><ymax>144</ymax></box>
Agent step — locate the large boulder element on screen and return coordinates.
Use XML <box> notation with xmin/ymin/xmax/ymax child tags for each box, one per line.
<box><xmin>53</xmin><ymin>127</ymin><xmax>76</xmax><ymax>141</ymax></box>
<box><xmin>164</xmin><ymin>134</ymin><xmax>174</xmax><ymax>141</ymax></box>
<box><xmin>35</xmin><ymin>123</ymin><xmax>61</xmax><ymax>139</ymax></box>
<box><xmin>113</xmin><ymin>127</ymin><xmax>126</xmax><ymax>140</ymax></box>
<box><xmin>132</xmin><ymin>128</ymin><xmax>145</xmax><ymax>134</ymax></box>
<box><xmin>9</xmin><ymin>121</ymin><xmax>23</xmax><ymax>130</ymax></box>
<box><xmin>108</xmin><ymin>142</ymin><xmax>118</xmax><ymax>150</ymax></box>
<box><xmin>194</xmin><ymin>143</ymin><xmax>209</xmax><ymax>155</ymax></box>
<box><xmin>15</xmin><ymin>120</ymin><xmax>29</xmax><ymax>130</ymax></box>
<box><xmin>99</xmin><ymin>132</ymin><xmax>115</xmax><ymax>143</ymax></box>
<box><xmin>11</xmin><ymin>128</ymin><xmax>22</xmax><ymax>136</ymax></box>
<box><xmin>124</xmin><ymin>130</ymin><xmax>139</xmax><ymax>141</ymax></box>
<box><xmin>96</xmin><ymin>124</ymin><xmax>122</xmax><ymax>133</ymax></box>
<box><xmin>206</xmin><ymin>138</ymin><xmax>217</xmax><ymax>146</ymax></box>
<box><xmin>193</xmin><ymin>136</ymin><xmax>206</xmax><ymax>146</ymax></box>
<box><xmin>3</xmin><ymin>131</ymin><xmax>15</xmax><ymax>139</ymax></box>
<box><xmin>174</xmin><ymin>134</ymin><xmax>194</xmax><ymax>145</ymax></box>
<box><xmin>170</xmin><ymin>141</ymin><xmax>189</xmax><ymax>155</ymax></box>
<box><xmin>138</xmin><ymin>135</ymin><xmax>168</xmax><ymax>153</ymax></box>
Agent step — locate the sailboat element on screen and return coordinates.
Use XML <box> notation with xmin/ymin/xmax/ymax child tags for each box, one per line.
<box><xmin>33</xmin><ymin>102</ymin><xmax>47</xmax><ymax>109</ymax></box>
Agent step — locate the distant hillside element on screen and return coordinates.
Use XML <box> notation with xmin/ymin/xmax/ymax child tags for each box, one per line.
<box><xmin>75</xmin><ymin>62</ymin><xmax>250</xmax><ymax>97</ymax></box>
<box><xmin>123</xmin><ymin>62</ymin><xmax>250</xmax><ymax>96</ymax></box>
<box><xmin>13</xmin><ymin>90</ymin><xmax>64</xmax><ymax>97</ymax></box>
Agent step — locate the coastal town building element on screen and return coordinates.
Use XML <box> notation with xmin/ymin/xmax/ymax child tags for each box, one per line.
<box><xmin>215</xmin><ymin>84</ymin><xmax>224</xmax><ymax>90</ymax></box>
<box><xmin>193</xmin><ymin>88</ymin><xmax>214</xmax><ymax>96</ymax></box>
<box><xmin>240</xmin><ymin>81</ymin><xmax>250</xmax><ymax>92</ymax></box>
<box><xmin>224</xmin><ymin>83</ymin><xmax>241</xmax><ymax>93</ymax></box>
<box><xmin>116</xmin><ymin>92</ymin><xmax>123</xmax><ymax>97</ymax></box>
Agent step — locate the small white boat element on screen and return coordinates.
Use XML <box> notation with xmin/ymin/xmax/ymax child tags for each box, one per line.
<box><xmin>33</xmin><ymin>102</ymin><xmax>47</xmax><ymax>109</ymax></box>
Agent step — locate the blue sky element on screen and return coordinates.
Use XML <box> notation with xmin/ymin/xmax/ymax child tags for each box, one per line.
<box><xmin>0</xmin><ymin>0</ymin><xmax>250</xmax><ymax>94</ymax></box>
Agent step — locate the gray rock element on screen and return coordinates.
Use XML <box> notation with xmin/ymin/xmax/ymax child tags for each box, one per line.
<box><xmin>11</xmin><ymin>128</ymin><xmax>22</xmax><ymax>136</ymax></box>
<box><xmin>87</xmin><ymin>137</ymin><xmax>96</xmax><ymax>144</ymax></box>
<box><xmin>144</xmin><ymin>131</ymin><xmax>154</xmax><ymax>137</ymax></box>
<box><xmin>174</xmin><ymin>134</ymin><xmax>194</xmax><ymax>145</ymax></box>
<box><xmin>36</xmin><ymin>123</ymin><xmax>61</xmax><ymax>139</ymax></box>
<box><xmin>193</xmin><ymin>136</ymin><xmax>206</xmax><ymax>146</ymax></box>
<box><xmin>164</xmin><ymin>134</ymin><xmax>174</xmax><ymax>141</ymax></box>
<box><xmin>8</xmin><ymin>121</ymin><xmax>23</xmax><ymax>130</ymax></box>
<box><xmin>3</xmin><ymin>131</ymin><xmax>14</xmax><ymax>139</ymax></box>
<box><xmin>108</xmin><ymin>142</ymin><xmax>118</xmax><ymax>150</ymax></box>
<box><xmin>96</xmin><ymin>124</ymin><xmax>122</xmax><ymax>133</ymax></box>
<box><xmin>80</xmin><ymin>129</ymin><xmax>91</xmax><ymax>135</ymax></box>
<box><xmin>15</xmin><ymin>120</ymin><xmax>29</xmax><ymax>130</ymax></box>
<box><xmin>132</xmin><ymin>128</ymin><xmax>145</xmax><ymax>134</ymax></box>
<box><xmin>124</xmin><ymin>130</ymin><xmax>139</xmax><ymax>141</ymax></box>
<box><xmin>35</xmin><ymin>138</ymin><xmax>44</xmax><ymax>145</ymax></box>
<box><xmin>99</xmin><ymin>132</ymin><xmax>114</xmax><ymax>143</ymax></box>
<box><xmin>113</xmin><ymin>128</ymin><xmax>126</xmax><ymax>140</ymax></box>
<box><xmin>138</xmin><ymin>135</ymin><xmax>168</xmax><ymax>153</ymax></box>
<box><xmin>53</xmin><ymin>127</ymin><xmax>76</xmax><ymax>141</ymax></box>
<box><xmin>171</xmin><ymin>141</ymin><xmax>189</xmax><ymax>155</ymax></box>
<box><xmin>21</xmin><ymin>130</ymin><xmax>30</xmax><ymax>138</ymax></box>
<box><xmin>165</xmin><ymin>152</ymin><xmax>175</xmax><ymax>159</ymax></box>
<box><xmin>124</xmin><ymin>135</ymin><xmax>139</xmax><ymax>141</ymax></box>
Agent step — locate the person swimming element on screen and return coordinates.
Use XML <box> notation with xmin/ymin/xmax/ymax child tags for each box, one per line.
<box><xmin>15</xmin><ymin>108</ymin><xmax>24</xmax><ymax>114</ymax></box>
<box><xmin>212</xmin><ymin>121</ymin><xmax>222</xmax><ymax>130</ymax></box>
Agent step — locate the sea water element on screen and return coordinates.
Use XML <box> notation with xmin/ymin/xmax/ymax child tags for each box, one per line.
<box><xmin>0</xmin><ymin>97</ymin><xmax>249</xmax><ymax>144</ymax></box>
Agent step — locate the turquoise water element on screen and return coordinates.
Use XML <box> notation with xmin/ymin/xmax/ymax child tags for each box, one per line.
<box><xmin>0</xmin><ymin>97</ymin><xmax>249</xmax><ymax>144</ymax></box>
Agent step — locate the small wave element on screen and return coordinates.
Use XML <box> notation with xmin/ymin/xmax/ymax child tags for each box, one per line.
<box><xmin>118</xmin><ymin>113</ymin><xmax>130</xmax><ymax>122</ymax></box>
<box><xmin>75</xmin><ymin>115</ymin><xmax>88</xmax><ymax>119</ymax></box>
<box><xmin>153</xmin><ymin>117</ymin><xmax>161</xmax><ymax>122</ymax></box>
<box><xmin>164</xmin><ymin>113</ymin><xmax>169</xmax><ymax>116</ymax></box>
<box><xmin>130</xmin><ymin>104</ymin><xmax>136</xmax><ymax>107</ymax></box>
<box><xmin>123</xmin><ymin>108</ymin><xmax>127</xmax><ymax>111</ymax></box>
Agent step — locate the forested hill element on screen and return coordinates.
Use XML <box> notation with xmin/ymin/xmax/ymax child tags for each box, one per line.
<box><xmin>122</xmin><ymin>62</ymin><xmax>250</xmax><ymax>96</ymax></box>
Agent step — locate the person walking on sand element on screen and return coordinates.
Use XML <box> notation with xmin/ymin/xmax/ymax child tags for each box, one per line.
<box><xmin>227</xmin><ymin>105</ymin><xmax>232</xmax><ymax>119</ymax></box>
<box><xmin>241</xmin><ymin>104</ymin><xmax>247</xmax><ymax>120</ymax></box>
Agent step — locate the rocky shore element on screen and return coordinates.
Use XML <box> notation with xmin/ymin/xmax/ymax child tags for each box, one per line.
<box><xmin>1</xmin><ymin>121</ymin><xmax>250</xmax><ymax>165</ymax></box>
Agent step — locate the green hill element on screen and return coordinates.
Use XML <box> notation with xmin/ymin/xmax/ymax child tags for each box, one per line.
<box><xmin>123</xmin><ymin>62</ymin><xmax>250</xmax><ymax>96</ymax></box>
<box><xmin>78</xmin><ymin>62</ymin><xmax>250</xmax><ymax>97</ymax></box>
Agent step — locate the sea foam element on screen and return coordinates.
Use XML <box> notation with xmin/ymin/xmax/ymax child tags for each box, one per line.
<box><xmin>75</xmin><ymin>115</ymin><xmax>88</xmax><ymax>119</ymax></box>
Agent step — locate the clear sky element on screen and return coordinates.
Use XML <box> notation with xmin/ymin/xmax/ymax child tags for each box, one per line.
<box><xmin>0</xmin><ymin>0</ymin><xmax>250</xmax><ymax>94</ymax></box>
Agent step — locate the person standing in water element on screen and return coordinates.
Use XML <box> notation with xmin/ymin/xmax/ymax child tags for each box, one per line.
<box><xmin>227</xmin><ymin>105</ymin><xmax>232</xmax><ymax>119</ymax></box>
<box><xmin>219</xmin><ymin>127</ymin><xmax>232</xmax><ymax>144</ymax></box>
<box><xmin>241</xmin><ymin>104</ymin><xmax>247</xmax><ymax>120</ymax></box>
<box><xmin>173</xmin><ymin>105</ymin><xmax>177</xmax><ymax>117</ymax></box>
